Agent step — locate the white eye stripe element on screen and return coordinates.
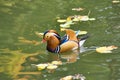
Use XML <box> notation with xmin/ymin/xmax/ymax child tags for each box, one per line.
<box><xmin>46</xmin><ymin>33</ymin><xmax>56</xmax><ymax>36</ymax></box>
<box><xmin>46</xmin><ymin>33</ymin><xmax>59</xmax><ymax>38</ymax></box>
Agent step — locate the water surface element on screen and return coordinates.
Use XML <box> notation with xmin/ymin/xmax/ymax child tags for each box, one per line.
<box><xmin>0</xmin><ymin>0</ymin><xmax>120</xmax><ymax>80</ymax></box>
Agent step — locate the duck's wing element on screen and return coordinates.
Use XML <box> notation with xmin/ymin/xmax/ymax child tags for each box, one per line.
<box><xmin>60</xmin><ymin>30</ymin><xmax>79</xmax><ymax>44</ymax></box>
<box><xmin>64</xmin><ymin>29</ymin><xmax>78</xmax><ymax>41</ymax></box>
<box><xmin>60</xmin><ymin>30</ymin><xmax>82</xmax><ymax>44</ymax></box>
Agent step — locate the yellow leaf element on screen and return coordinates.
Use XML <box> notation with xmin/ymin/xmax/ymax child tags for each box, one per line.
<box><xmin>57</xmin><ymin>19</ymin><xmax>67</xmax><ymax>23</ymax></box>
<box><xmin>77</xmin><ymin>31</ymin><xmax>87</xmax><ymax>35</ymax></box>
<box><xmin>60</xmin><ymin>24</ymin><xmax>70</xmax><ymax>28</ymax></box>
<box><xmin>47</xmin><ymin>64</ymin><xmax>58</xmax><ymax>70</ymax></box>
<box><xmin>36</xmin><ymin>64</ymin><xmax>48</xmax><ymax>70</ymax></box>
<box><xmin>89</xmin><ymin>18</ymin><xmax>96</xmax><ymax>21</ymax></box>
<box><xmin>96</xmin><ymin>45</ymin><xmax>118</xmax><ymax>53</ymax></box>
<box><xmin>112</xmin><ymin>0</ymin><xmax>120</xmax><ymax>3</ymax></box>
<box><xmin>60</xmin><ymin>75</ymin><xmax>73</xmax><ymax>80</ymax></box>
<box><xmin>80</xmin><ymin>16</ymin><xmax>89</xmax><ymax>21</ymax></box>
<box><xmin>60</xmin><ymin>28</ymin><xmax>66</xmax><ymax>31</ymax></box>
<box><xmin>66</xmin><ymin>17</ymin><xmax>72</xmax><ymax>21</ymax></box>
<box><xmin>72</xmin><ymin>7</ymin><xmax>84</xmax><ymax>11</ymax></box>
<box><xmin>51</xmin><ymin>61</ymin><xmax>62</xmax><ymax>65</ymax></box>
<box><xmin>72</xmin><ymin>18</ymin><xmax>80</xmax><ymax>21</ymax></box>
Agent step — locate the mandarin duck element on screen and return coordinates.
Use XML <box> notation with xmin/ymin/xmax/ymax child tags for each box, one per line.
<box><xmin>42</xmin><ymin>29</ymin><xmax>88</xmax><ymax>53</ymax></box>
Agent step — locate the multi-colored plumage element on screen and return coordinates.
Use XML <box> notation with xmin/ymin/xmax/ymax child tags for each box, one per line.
<box><xmin>42</xmin><ymin>29</ymin><xmax>88</xmax><ymax>53</ymax></box>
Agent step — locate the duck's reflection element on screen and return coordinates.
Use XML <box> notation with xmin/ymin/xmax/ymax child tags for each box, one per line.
<box><xmin>48</xmin><ymin>49</ymin><xmax>80</xmax><ymax>63</ymax></box>
<box><xmin>60</xmin><ymin>51</ymin><xmax>79</xmax><ymax>63</ymax></box>
<box><xmin>47</xmin><ymin>45</ymin><xmax>89</xmax><ymax>63</ymax></box>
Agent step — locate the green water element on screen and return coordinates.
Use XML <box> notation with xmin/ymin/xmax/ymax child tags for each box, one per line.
<box><xmin>0</xmin><ymin>0</ymin><xmax>120</xmax><ymax>80</ymax></box>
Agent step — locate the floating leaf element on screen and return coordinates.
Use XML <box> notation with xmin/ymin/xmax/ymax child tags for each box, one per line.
<box><xmin>72</xmin><ymin>16</ymin><xmax>89</xmax><ymax>21</ymax></box>
<box><xmin>72</xmin><ymin>17</ymin><xmax>80</xmax><ymax>21</ymax></box>
<box><xmin>60</xmin><ymin>21</ymin><xmax>74</xmax><ymax>28</ymax></box>
<box><xmin>36</xmin><ymin>63</ymin><xmax>48</xmax><ymax>70</ymax></box>
<box><xmin>72</xmin><ymin>15</ymin><xmax>95</xmax><ymax>22</ymax></box>
<box><xmin>80</xmin><ymin>16</ymin><xmax>89</xmax><ymax>21</ymax></box>
<box><xmin>60</xmin><ymin>28</ymin><xmax>66</xmax><ymax>31</ymax></box>
<box><xmin>73</xmin><ymin>74</ymin><xmax>86</xmax><ymax>80</ymax></box>
<box><xmin>112</xmin><ymin>0</ymin><xmax>120</xmax><ymax>3</ymax></box>
<box><xmin>60</xmin><ymin>74</ymin><xmax>86</xmax><ymax>80</ymax></box>
<box><xmin>66</xmin><ymin>16</ymin><xmax>72</xmax><ymax>21</ymax></box>
<box><xmin>72</xmin><ymin>7</ymin><xmax>84</xmax><ymax>11</ymax></box>
<box><xmin>96</xmin><ymin>45</ymin><xmax>118</xmax><ymax>53</ymax></box>
<box><xmin>89</xmin><ymin>18</ymin><xmax>96</xmax><ymax>21</ymax></box>
<box><xmin>51</xmin><ymin>61</ymin><xmax>62</xmax><ymax>65</ymax></box>
<box><xmin>75</xmin><ymin>31</ymin><xmax>87</xmax><ymax>35</ymax></box>
<box><xmin>60</xmin><ymin>24</ymin><xmax>70</xmax><ymax>28</ymax></box>
<box><xmin>35</xmin><ymin>60</ymin><xmax>62</xmax><ymax>72</ymax></box>
<box><xmin>47</xmin><ymin>64</ymin><xmax>58</xmax><ymax>70</ymax></box>
<box><xmin>57</xmin><ymin>16</ymin><xmax>71</xmax><ymax>23</ymax></box>
<box><xmin>57</xmin><ymin>19</ymin><xmax>67</xmax><ymax>23</ymax></box>
<box><xmin>60</xmin><ymin>75</ymin><xmax>73</xmax><ymax>80</ymax></box>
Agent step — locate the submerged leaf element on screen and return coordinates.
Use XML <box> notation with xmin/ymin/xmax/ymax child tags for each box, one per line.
<box><xmin>35</xmin><ymin>32</ymin><xmax>44</xmax><ymax>37</ymax></box>
<box><xmin>18</xmin><ymin>37</ymin><xmax>40</xmax><ymax>45</ymax></box>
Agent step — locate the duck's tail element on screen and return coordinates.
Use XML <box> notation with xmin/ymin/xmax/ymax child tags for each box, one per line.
<box><xmin>78</xmin><ymin>34</ymin><xmax>89</xmax><ymax>47</ymax></box>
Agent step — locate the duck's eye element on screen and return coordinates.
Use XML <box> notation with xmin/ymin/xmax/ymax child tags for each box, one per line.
<box><xmin>46</xmin><ymin>35</ymin><xmax>49</xmax><ymax>38</ymax></box>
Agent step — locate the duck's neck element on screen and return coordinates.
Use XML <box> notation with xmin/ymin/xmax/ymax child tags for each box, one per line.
<box><xmin>47</xmin><ymin>36</ymin><xmax>60</xmax><ymax>51</ymax></box>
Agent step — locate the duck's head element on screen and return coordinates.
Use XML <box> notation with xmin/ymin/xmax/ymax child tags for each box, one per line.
<box><xmin>42</xmin><ymin>30</ymin><xmax>61</xmax><ymax>42</ymax></box>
